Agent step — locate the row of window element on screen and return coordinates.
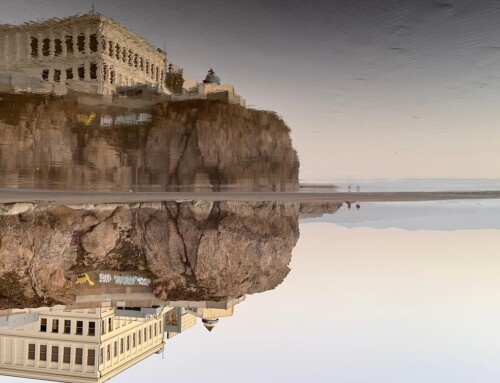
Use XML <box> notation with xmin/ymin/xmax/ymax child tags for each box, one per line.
<box><xmin>102</xmin><ymin>39</ymin><xmax>164</xmax><ymax>83</ymax></box>
<box><xmin>41</xmin><ymin>63</ymin><xmax>99</xmax><ymax>83</ymax></box>
<box><xmin>40</xmin><ymin>318</ymin><xmax>95</xmax><ymax>336</ymax></box>
<box><xmin>30</xmin><ymin>34</ymin><xmax>98</xmax><ymax>58</ymax></box>
<box><xmin>27</xmin><ymin>344</ymin><xmax>95</xmax><ymax>366</ymax></box>
<box><xmin>28</xmin><ymin>34</ymin><xmax>163</xmax><ymax>84</ymax></box>
<box><xmin>100</xmin><ymin>321</ymin><xmax>162</xmax><ymax>364</ymax></box>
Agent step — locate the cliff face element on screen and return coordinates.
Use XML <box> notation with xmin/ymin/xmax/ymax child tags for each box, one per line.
<box><xmin>0</xmin><ymin>201</ymin><xmax>300</xmax><ymax>308</ymax></box>
<box><xmin>0</xmin><ymin>92</ymin><xmax>302</xmax><ymax>309</ymax></box>
<box><xmin>0</xmin><ymin>94</ymin><xmax>299</xmax><ymax>191</ymax></box>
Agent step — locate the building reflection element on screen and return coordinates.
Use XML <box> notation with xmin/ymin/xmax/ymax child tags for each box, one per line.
<box><xmin>0</xmin><ymin>296</ymin><xmax>244</xmax><ymax>382</ymax></box>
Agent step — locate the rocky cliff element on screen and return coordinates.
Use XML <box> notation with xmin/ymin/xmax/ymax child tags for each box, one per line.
<box><xmin>0</xmin><ymin>94</ymin><xmax>299</xmax><ymax>191</ymax></box>
<box><xmin>0</xmin><ymin>201</ymin><xmax>300</xmax><ymax>309</ymax></box>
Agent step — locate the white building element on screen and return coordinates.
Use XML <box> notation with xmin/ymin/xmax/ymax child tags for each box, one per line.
<box><xmin>0</xmin><ymin>12</ymin><xmax>169</xmax><ymax>95</ymax></box>
<box><xmin>0</xmin><ymin>306</ymin><xmax>166</xmax><ymax>382</ymax></box>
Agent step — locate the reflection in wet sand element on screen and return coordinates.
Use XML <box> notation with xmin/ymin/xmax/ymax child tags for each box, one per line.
<box><xmin>0</xmin><ymin>94</ymin><xmax>298</xmax><ymax>192</ymax></box>
<box><xmin>0</xmin><ymin>199</ymin><xmax>341</xmax><ymax>382</ymax></box>
<box><xmin>0</xmin><ymin>297</ymin><xmax>244</xmax><ymax>382</ymax></box>
<box><xmin>0</xmin><ymin>201</ymin><xmax>301</xmax><ymax>308</ymax></box>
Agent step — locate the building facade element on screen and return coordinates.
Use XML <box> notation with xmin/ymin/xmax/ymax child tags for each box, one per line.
<box><xmin>0</xmin><ymin>13</ymin><xmax>169</xmax><ymax>95</ymax></box>
<box><xmin>0</xmin><ymin>307</ymin><xmax>166</xmax><ymax>382</ymax></box>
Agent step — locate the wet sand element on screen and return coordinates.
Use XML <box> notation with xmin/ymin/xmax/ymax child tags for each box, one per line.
<box><xmin>1</xmin><ymin>188</ymin><xmax>500</xmax><ymax>204</ymax></box>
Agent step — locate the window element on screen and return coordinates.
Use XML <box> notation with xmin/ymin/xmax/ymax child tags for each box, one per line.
<box><xmin>40</xmin><ymin>318</ymin><xmax>47</xmax><ymax>332</ymax></box>
<box><xmin>66</xmin><ymin>68</ymin><xmax>73</xmax><ymax>80</ymax></box>
<box><xmin>76</xmin><ymin>320</ymin><xmax>83</xmax><ymax>335</ymax></box>
<box><xmin>128</xmin><ymin>50</ymin><xmax>133</xmax><ymax>66</ymax></box>
<box><xmin>154</xmin><ymin>322</ymin><xmax>157</xmax><ymax>337</ymax></box>
<box><xmin>89</xmin><ymin>34</ymin><xmax>98</xmax><ymax>52</ymax></box>
<box><xmin>108</xmin><ymin>317</ymin><xmax>113</xmax><ymax>332</ymax></box>
<box><xmin>54</xmin><ymin>39</ymin><xmax>62</xmax><ymax>56</ymax></box>
<box><xmin>65</xmin><ymin>35</ymin><xmax>73</xmax><ymax>53</ymax></box>
<box><xmin>41</xmin><ymin>69</ymin><xmax>49</xmax><ymax>81</ymax></box>
<box><xmin>114</xmin><ymin>341</ymin><xmax>117</xmax><ymax>357</ymax></box>
<box><xmin>54</xmin><ymin>69</ymin><xmax>61</xmax><ymax>82</ymax></box>
<box><xmin>106</xmin><ymin>344</ymin><xmax>110</xmax><ymax>361</ymax></box>
<box><xmin>88</xmin><ymin>349</ymin><xmax>95</xmax><ymax>366</ymax></box>
<box><xmin>99</xmin><ymin>348</ymin><xmax>103</xmax><ymax>364</ymax></box>
<box><xmin>101</xmin><ymin>320</ymin><xmax>106</xmax><ymax>335</ymax></box>
<box><xmin>88</xmin><ymin>321</ymin><xmax>96</xmax><ymax>336</ymax></box>
<box><xmin>144</xmin><ymin>328</ymin><xmax>147</xmax><ymax>342</ymax></box>
<box><xmin>115</xmin><ymin>44</ymin><xmax>120</xmax><ymax>60</ymax></box>
<box><xmin>28</xmin><ymin>344</ymin><xmax>35</xmax><ymax>360</ymax></box>
<box><xmin>75</xmin><ymin>348</ymin><xmax>83</xmax><ymax>365</ymax></box>
<box><xmin>149</xmin><ymin>325</ymin><xmax>152</xmax><ymax>339</ymax></box>
<box><xmin>134</xmin><ymin>54</ymin><xmax>138</xmax><ymax>68</ymax></box>
<box><xmin>140</xmin><ymin>57</ymin><xmax>144</xmax><ymax>71</ymax></box>
<box><xmin>77</xmin><ymin>34</ymin><xmax>85</xmax><ymax>53</ymax></box>
<box><xmin>30</xmin><ymin>36</ymin><xmax>38</xmax><ymax>57</ymax></box>
<box><xmin>78</xmin><ymin>66</ymin><xmax>85</xmax><ymax>81</ymax></box>
<box><xmin>110</xmin><ymin>70</ymin><xmax>115</xmax><ymax>84</ymax></box>
<box><xmin>108</xmin><ymin>40</ymin><xmax>113</xmax><ymax>56</ymax></box>
<box><xmin>132</xmin><ymin>333</ymin><xmax>136</xmax><ymax>348</ymax></box>
<box><xmin>122</xmin><ymin>49</ymin><xmax>127</xmax><ymax>63</ymax></box>
<box><xmin>120</xmin><ymin>338</ymin><xmax>124</xmax><ymax>354</ymax></box>
<box><xmin>52</xmin><ymin>319</ymin><xmax>59</xmax><ymax>333</ymax></box>
<box><xmin>145</xmin><ymin>61</ymin><xmax>149</xmax><ymax>75</ymax></box>
<box><xmin>40</xmin><ymin>345</ymin><xmax>47</xmax><ymax>361</ymax></box>
<box><xmin>90</xmin><ymin>63</ymin><xmax>97</xmax><ymax>80</ymax></box>
<box><xmin>42</xmin><ymin>38</ymin><xmax>50</xmax><ymax>57</ymax></box>
<box><xmin>126</xmin><ymin>335</ymin><xmax>130</xmax><ymax>351</ymax></box>
<box><xmin>51</xmin><ymin>346</ymin><xmax>59</xmax><ymax>362</ymax></box>
<box><xmin>63</xmin><ymin>347</ymin><xmax>71</xmax><ymax>363</ymax></box>
<box><xmin>138</xmin><ymin>330</ymin><xmax>141</xmax><ymax>345</ymax></box>
<box><xmin>64</xmin><ymin>320</ymin><xmax>71</xmax><ymax>334</ymax></box>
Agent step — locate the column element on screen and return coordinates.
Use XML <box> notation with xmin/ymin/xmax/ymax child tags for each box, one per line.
<box><xmin>49</xmin><ymin>32</ymin><xmax>55</xmax><ymax>59</ymax></box>
<box><xmin>25</xmin><ymin>33</ymin><xmax>31</xmax><ymax>61</ymax></box>
<box><xmin>14</xmin><ymin>32</ymin><xmax>20</xmax><ymax>62</ymax></box>
<box><xmin>1</xmin><ymin>34</ymin><xmax>7</xmax><ymax>66</ymax></box>
<box><xmin>85</xmin><ymin>30</ymin><xmax>91</xmax><ymax>56</ymax></box>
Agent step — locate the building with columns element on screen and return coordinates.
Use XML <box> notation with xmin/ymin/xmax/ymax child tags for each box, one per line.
<box><xmin>0</xmin><ymin>12</ymin><xmax>169</xmax><ymax>95</ymax></box>
<box><xmin>0</xmin><ymin>306</ymin><xmax>166</xmax><ymax>382</ymax></box>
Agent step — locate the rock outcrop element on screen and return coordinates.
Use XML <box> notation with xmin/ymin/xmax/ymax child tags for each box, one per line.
<box><xmin>0</xmin><ymin>94</ymin><xmax>299</xmax><ymax>191</ymax></box>
<box><xmin>0</xmin><ymin>201</ymin><xmax>300</xmax><ymax>309</ymax></box>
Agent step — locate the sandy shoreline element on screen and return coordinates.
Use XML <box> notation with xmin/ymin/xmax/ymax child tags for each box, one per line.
<box><xmin>1</xmin><ymin>188</ymin><xmax>500</xmax><ymax>204</ymax></box>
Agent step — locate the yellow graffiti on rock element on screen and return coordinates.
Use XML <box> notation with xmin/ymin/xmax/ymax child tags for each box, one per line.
<box><xmin>75</xmin><ymin>273</ymin><xmax>95</xmax><ymax>286</ymax></box>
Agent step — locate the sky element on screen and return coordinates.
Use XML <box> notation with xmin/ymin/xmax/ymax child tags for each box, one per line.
<box><xmin>1</xmin><ymin>0</ymin><xmax>500</xmax><ymax>180</ymax></box>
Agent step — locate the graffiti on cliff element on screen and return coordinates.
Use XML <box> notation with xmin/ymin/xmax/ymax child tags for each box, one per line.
<box><xmin>98</xmin><ymin>273</ymin><xmax>151</xmax><ymax>286</ymax></box>
<box><xmin>75</xmin><ymin>273</ymin><xmax>95</xmax><ymax>286</ymax></box>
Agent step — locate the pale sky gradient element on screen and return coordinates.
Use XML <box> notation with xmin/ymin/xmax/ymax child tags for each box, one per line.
<box><xmin>1</xmin><ymin>0</ymin><xmax>500</xmax><ymax>179</ymax></box>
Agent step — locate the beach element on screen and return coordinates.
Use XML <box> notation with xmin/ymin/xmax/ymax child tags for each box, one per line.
<box><xmin>1</xmin><ymin>188</ymin><xmax>500</xmax><ymax>205</ymax></box>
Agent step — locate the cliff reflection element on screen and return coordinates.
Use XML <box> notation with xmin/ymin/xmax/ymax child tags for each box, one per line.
<box><xmin>0</xmin><ymin>200</ymin><xmax>305</xmax><ymax>308</ymax></box>
<box><xmin>0</xmin><ymin>199</ymin><xmax>341</xmax><ymax>381</ymax></box>
<box><xmin>0</xmin><ymin>94</ymin><xmax>299</xmax><ymax>191</ymax></box>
